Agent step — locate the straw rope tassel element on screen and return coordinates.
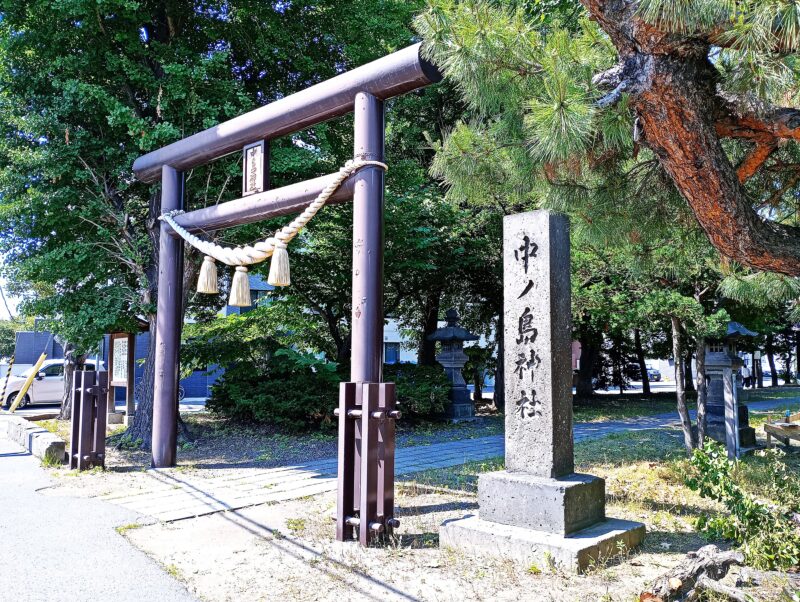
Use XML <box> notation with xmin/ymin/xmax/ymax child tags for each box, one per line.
<box><xmin>229</xmin><ymin>266</ymin><xmax>251</xmax><ymax>306</ymax></box>
<box><xmin>267</xmin><ymin>241</ymin><xmax>290</xmax><ymax>286</ymax></box>
<box><xmin>197</xmin><ymin>255</ymin><xmax>218</xmax><ymax>294</ymax></box>
<box><xmin>160</xmin><ymin>159</ymin><xmax>387</xmax><ymax>305</ymax></box>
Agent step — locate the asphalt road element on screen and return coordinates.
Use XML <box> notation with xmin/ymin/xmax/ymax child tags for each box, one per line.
<box><xmin>0</xmin><ymin>437</ymin><xmax>197</xmax><ymax>602</ymax></box>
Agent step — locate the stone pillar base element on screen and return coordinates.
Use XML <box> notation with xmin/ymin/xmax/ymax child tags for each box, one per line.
<box><xmin>440</xmin><ymin>514</ymin><xmax>645</xmax><ymax>573</ymax></box>
<box><xmin>106</xmin><ymin>412</ymin><xmax>125</xmax><ymax>425</ymax></box>
<box><xmin>479</xmin><ymin>471</ymin><xmax>605</xmax><ymax>535</ymax></box>
<box><xmin>446</xmin><ymin>401</ymin><xmax>476</xmax><ymax>422</ymax></box>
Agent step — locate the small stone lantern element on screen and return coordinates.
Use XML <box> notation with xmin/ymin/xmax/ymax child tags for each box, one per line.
<box><xmin>427</xmin><ymin>309</ymin><xmax>480</xmax><ymax>421</ymax></box>
<box><xmin>705</xmin><ymin>321</ymin><xmax>757</xmax><ymax>457</ymax></box>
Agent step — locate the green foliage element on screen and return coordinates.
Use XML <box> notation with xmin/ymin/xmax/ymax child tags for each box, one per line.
<box><xmin>417</xmin><ymin>0</ymin><xmax>800</xmax><ymax>354</ymax></box>
<box><xmin>206</xmin><ymin>348</ymin><xmax>340</xmax><ymax>432</ymax></box>
<box><xmin>687</xmin><ymin>442</ymin><xmax>800</xmax><ymax>570</ymax></box>
<box><xmin>0</xmin><ymin>0</ymin><xmax>432</xmax><ymax>353</ymax></box>
<box><xmin>383</xmin><ymin>363</ymin><xmax>451</xmax><ymax>419</ymax></box>
<box><xmin>638</xmin><ymin>0</ymin><xmax>800</xmax><ymax>98</ymax></box>
<box><xmin>0</xmin><ymin>318</ymin><xmax>27</xmax><ymax>360</ymax></box>
<box><xmin>207</xmin><ymin>356</ymin><xmax>451</xmax><ymax>430</ymax></box>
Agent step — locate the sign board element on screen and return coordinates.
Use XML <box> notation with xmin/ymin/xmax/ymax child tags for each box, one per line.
<box><xmin>112</xmin><ymin>336</ymin><xmax>129</xmax><ymax>384</ymax></box>
<box><xmin>242</xmin><ymin>141</ymin><xmax>266</xmax><ymax>196</ymax></box>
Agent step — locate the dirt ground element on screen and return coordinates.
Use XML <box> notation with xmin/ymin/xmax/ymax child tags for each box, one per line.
<box><xmin>121</xmin><ymin>490</ymin><xmax>668</xmax><ymax>602</ymax></box>
<box><xmin>115</xmin><ymin>465</ymin><xmax>793</xmax><ymax>602</ymax></box>
<box><xmin>37</xmin><ymin>420</ymin><xmax>800</xmax><ymax>602</ymax></box>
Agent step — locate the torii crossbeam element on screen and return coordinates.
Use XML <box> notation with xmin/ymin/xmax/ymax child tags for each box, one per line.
<box><xmin>133</xmin><ymin>44</ymin><xmax>441</xmax><ymax>545</ymax></box>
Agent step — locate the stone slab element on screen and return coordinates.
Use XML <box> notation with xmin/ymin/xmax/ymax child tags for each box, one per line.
<box><xmin>440</xmin><ymin>514</ymin><xmax>645</xmax><ymax>573</ymax></box>
<box><xmin>0</xmin><ymin>413</ymin><xmax>65</xmax><ymax>464</ymax></box>
<box><xmin>107</xmin><ymin>412</ymin><xmax>125</xmax><ymax>424</ymax></box>
<box><xmin>479</xmin><ymin>471</ymin><xmax>605</xmax><ymax>535</ymax></box>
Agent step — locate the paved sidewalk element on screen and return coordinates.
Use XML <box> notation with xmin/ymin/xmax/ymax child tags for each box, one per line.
<box><xmin>100</xmin><ymin>397</ymin><xmax>799</xmax><ymax>523</ymax></box>
<box><xmin>0</xmin><ymin>438</ymin><xmax>196</xmax><ymax>602</ymax></box>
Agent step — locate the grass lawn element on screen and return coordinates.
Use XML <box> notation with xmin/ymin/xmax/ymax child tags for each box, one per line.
<box><xmin>573</xmin><ymin>394</ymin><xmax>677</xmax><ymax>423</ymax></box>
<box><xmin>401</xmin><ymin>427</ymin><xmax>800</xmax><ymax>578</ymax></box>
<box><xmin>748</xmin><ymin>386</ymin><xmax>800</xmax><ymax>402</ymax></box>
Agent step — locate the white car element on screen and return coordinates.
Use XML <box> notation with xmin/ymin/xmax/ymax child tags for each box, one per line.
<box><xmin>3</xmin><ymin>359</ymin><xmax>104</xmax><ymax>408</ymax></box>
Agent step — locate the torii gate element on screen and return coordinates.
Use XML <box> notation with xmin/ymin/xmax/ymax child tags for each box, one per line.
<box><xmin>133</xmin><ymin>45</ymin><xmax>441</xmax><ymax>544</ymax></box>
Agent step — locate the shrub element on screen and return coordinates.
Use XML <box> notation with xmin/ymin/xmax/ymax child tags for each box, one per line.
<box><xmin>207</xmin><ymin>348</ymin><xmax>340</xmax><ymax>431</ymax></box>
<box><xmin>207</xmin><ymin>347</ymin><xmax>452</xmax><ymax>428</ymax></box>
<box><xmin>687</xmin><ymin>442</ymin><xmax>800</xmax><ymax>570</ymax></box>
<box><xmin>382</xmin><ymin>363</ymin><xmax>451</xmax><ymax>419</ymax></box>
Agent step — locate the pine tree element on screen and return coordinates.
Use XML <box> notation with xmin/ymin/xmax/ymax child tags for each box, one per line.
<box><xmin>416</xmin><ymin>0</ymin><xmax>800</xmax><ymax>275</ymax></box>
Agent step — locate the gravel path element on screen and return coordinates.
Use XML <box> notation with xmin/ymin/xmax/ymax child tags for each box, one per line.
<box><xmin>0</xmin><ymin>437</ymin><xmax>196</xmax><ymax>602</ymax></box>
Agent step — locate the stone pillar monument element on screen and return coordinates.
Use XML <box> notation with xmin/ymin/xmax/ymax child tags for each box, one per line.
<box><xmin>440</xmin><ymin>210</ymin><xmax>644</xmax><ymax>572</ymax></box>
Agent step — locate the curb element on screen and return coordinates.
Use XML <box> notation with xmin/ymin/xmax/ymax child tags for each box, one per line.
<box><xmin>0</xmin><ymin>413</ymin><xmax>65</xmax><ymax>464</ymax></box>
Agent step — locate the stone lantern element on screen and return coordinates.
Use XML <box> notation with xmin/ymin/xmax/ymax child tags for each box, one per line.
<box><xmin>427</xmin><ymin>309</ymin><xmax>480</xmax><ymax>421</ymax></box>
<box><xmin>705</xmin><ymin>321</ymin><xmax>757</xmax><ymax>458</ymax></box>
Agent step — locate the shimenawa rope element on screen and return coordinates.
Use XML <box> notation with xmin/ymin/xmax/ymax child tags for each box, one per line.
<box><xmin>159</xmin><ymin>159</ymin><xmax>387</xmax><ymax>306</ymax></box>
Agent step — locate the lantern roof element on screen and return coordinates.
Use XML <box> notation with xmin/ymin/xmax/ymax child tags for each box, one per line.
<box><xmin>725</xmin><ymin>321</ymin><xmax>758</xmax><ymax>341</ymax></box>
<box><xmin>427</xmin><ymin>309</ymin><xmax>480</xmax><ymax>343</ymax></box>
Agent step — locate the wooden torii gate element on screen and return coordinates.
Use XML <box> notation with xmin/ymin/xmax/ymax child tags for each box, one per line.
<box><xmin>132</xmin><ymin>44</ymin><xmax>440</xmax><ymax>544</ymax></box>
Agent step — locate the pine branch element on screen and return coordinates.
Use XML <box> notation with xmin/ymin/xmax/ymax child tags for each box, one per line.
<box><xmin>737</xmin><ymin>141</ymin><xmax>778</xmax><ymax>183</ymax></box>
<box><xmin>716</xmin><ymin>91</ymin><xmax>800</xmax><ymax>143</ymax></box>
<box><xmin>596</xmin><ymin>79</ymin><xmax>629</xmax><ymax>108</ymax></box>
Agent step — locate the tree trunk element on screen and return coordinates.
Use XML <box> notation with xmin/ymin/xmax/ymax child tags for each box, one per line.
<box><xmin>335</xmin><ymin>338</ymin><xmax>351</xmax><ymax>366</ymax></box>
<box><xmin>634</xmin><ymin>328</ymin><xmax>650</xmax><ymax>396</ymax></box>
<box><xmin>641</xmin><ymin>545</ymin><xmax>744</xmax><ymax>602</ymax></box>
<box><xmin>125</xmin><ymin>314</ymin><xmax>157</xmax><ymax>448</ymax></box>
<box><xmin>493</xmin><ymin>314</ymin><xmax>504</xmax><ymax>411</ymax></box>
<box><xmin>472</xmin><ymin>364</ymin><xmax>482</xmax><ymax>402</ymax></box>
<box><xmin>766</xmin><ymin>334</ymin><xmax>779</xmax><ymax>387</ymax></box>
<box><xmin>576</xmin><ymin>332</ymin><xmax>599</xmax><ymax>400</ymax></box>
<box><xmin>581</xmin><ymin>0</ymin><xmax>800</xmax><ymax>276</ymax></box>
<box><xmin>695</xmin><ymin>337</ymin><xmax>707</xmax><ymax>447</ymax></box>
<box><xmin>609</xmin><ymin>333</ymin><xmax>624</xmax><ymax>395</ymax></box>
<box><xmin>58</xmin><ymin>343</ymin><xmax>86</xmax><ymax>421</ymax></box>
<box><xmin>795</xmin><ymin>331</ymin><xmax>800</xmax><ymax>382</ymax></box>
<box><xmin>417</xmin><ymin>291</ymin><xmax>441</xmax><ymax>366</ymax></box>
<box><xmin>671</xmin><ymin>316</ymin><xmax>696</xmax><ymax>453</ymax></box>
<box><xmin>684</xmin><ymin>348</ymin><xmax>695</xmax><ymax>392</ymax></box>
<box><xmin>755</xmin><ymin>352</ymin><xmax>764</xmax><ymax>388</ymax></box>
<box><xmin>784</xmin><ymin>333</ymin><xmax>793</xmax><ymax>384</ymax></box>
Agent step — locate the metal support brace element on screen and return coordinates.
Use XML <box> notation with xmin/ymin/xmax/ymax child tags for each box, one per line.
<box><xmin>336</xmin><ymin>382</ymin><xmax>398</xmax><ymax>545</ymax></box>
<box><xmin>69</xmin><ymin>370</ymin><xmax>108</xmax><ymax>470</ymax></box>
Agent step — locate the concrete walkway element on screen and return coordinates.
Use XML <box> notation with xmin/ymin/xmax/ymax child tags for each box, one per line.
<box><xmin>0</xmin><ymin>437</ymin><xmax>196</xmax><ymax>602</ymax></box>
<box><xmin>99</xmin><ymin>397</ymin><xmax>800</xmax><ymax>523</ymax></box>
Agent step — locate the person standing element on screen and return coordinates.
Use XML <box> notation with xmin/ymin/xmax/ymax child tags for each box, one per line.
<box><xmin>741</xmin><ymin>364</ymin><xmax>752</xmax><ymax>389</ymax></box>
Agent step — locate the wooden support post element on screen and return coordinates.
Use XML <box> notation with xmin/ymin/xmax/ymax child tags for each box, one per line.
<box><xmin>377</xmin><ymin>383</ymin><xmax>396</xmax><ymax>533</ymax></box>
<box><xmin>334</xmin><ymin>91</ymin><xmax>392</xmax><ymax>546</ymax></box>
<box><xmin>93</xmin><ymin>371</ymin><xmax>108</xmax><ymax>467</ymax></box>
<box><xmin>69</xmin><ymin>372</ymin><xmax>82</xmax><ymax>470</ymax></box>
<box><xmin>76</xmin><ymin>371</ymin><xmax>94</xmax><ymax>471</ymax></box>
<box><xmin>151</xmin><ymin>165</ymin><xmax>185</xmax><ymax>468</ymax></box>
<box><xmin>336</xmin><ymin>382</ymin><xmax>357</xmax><ymax>541</ymax></box>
